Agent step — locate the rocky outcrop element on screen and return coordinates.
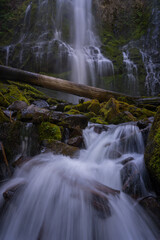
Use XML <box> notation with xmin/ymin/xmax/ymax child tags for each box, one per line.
<box><xmin>144</xmin><ymin>107</ymin><xmax>160</xmax><ymax>195</ymax></box>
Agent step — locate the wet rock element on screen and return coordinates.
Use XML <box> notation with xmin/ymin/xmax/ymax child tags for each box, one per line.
<box><xmin>21</xmin><ymin>105</ymin><xmax>50</xmax><ymax>123</ymax></box>
<box><xmin>8</xmin><ymin>101</ymin><xmax>28</xmax><ymax>111</ymax></box>
<box><xmin>50</xmin><ymin>112</ymin><xmax>88</xmax><ymax>129</ymax></box>
<box><xmin>67</xmin><ymin>136</ymin><xmax>84</xmax><ymax>148</ymax></box>
<box><xmin>93</xmin><ymin>125</ymin><xmax>109</xmax><ymax>134</ymax></box>
<box><xmin>120</xmin><ymin>157</ymin><xmax>134</xmax><ymax>165</ymax></box>
<box><xmin>108</xmin><ymin>150</ymin><xmax>122</xmax><ymax>159</ymax></box>
<box><xmin>137</xmin><ymin>120</ymin><xmax>149</xmax><ymax>130</ymax></box>
<box><xmin>44</xmin><ymin>140</ymin><xmax>79</xmax><ymax>158</ymax></box>
<box><xmin>12</xmin><ymin>156</ymin><xmax>31</xmax><ymax>168</ymax></box>
<box><xmin>120</xmin><ymin>162</ymin><xmax>143</xmax><ymax>199</ymax></box>
<box><xmin>33</xmin><ymin>100</ymin><xmax>49</xmax><ymax>108</ymax></box>
<box><xmin>54</xmin><ymin>103</ymin><xmax>69</xmax><ymax>112</ymax></box>
<box><xmin>139</xmin><ymin>196</ymin><xmax>160</xmax><ymax>228</ymax></box>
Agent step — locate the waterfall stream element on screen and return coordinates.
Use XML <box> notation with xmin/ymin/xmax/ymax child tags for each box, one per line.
<box><xmin>0</xmin><ymin>123</ymin><xmax>159</xmax><ymax>239</ymax></box>
<box><xmin>3</xmin><ymin>0</ymin><xmax>114</xmax><ymax>89</ymax></box>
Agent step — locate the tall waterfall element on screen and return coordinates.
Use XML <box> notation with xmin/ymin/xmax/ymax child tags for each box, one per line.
<box><xmin>3</xmin><ymin>0</ymin><xmax>114</xmax><ymax>88</ymax></box>
<box><xmin>0</xmin><ymin>124</ymin><xmax>159</xmax><ymax>239</ymax></box>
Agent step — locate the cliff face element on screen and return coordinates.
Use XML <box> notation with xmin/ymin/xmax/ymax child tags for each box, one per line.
<box><xmin>0</xmin><ymin>0</ymin><xmax>159</xmax><ymax>96</ymax></box>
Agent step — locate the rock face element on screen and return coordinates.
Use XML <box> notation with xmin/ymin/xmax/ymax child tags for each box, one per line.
<box><xmin>144</xmin><ymin>107</ymin><xmax>160</xmax><ymax>195</ymax></box>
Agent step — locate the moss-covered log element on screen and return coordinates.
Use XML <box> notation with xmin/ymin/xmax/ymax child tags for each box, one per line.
<box><xmin>0</xmin><ymin>65</ymin><xmax>137</xmax><ymax>102</ymax></box>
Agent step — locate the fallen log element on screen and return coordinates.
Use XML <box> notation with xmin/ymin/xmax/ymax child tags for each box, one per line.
<box><xmin>0</xmin><ymin>65</ymin><xmax>136</xmax><ymax>102</ymax></box>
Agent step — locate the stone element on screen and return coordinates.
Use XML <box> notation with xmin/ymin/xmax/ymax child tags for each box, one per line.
<box><xmin>120</xmin><ymin>157</ymin><xmax>134</xmax><ymax>165</ymax></box>
<box><xmin>33</xmin><ymin>100</ymin><xmax>49</xmax><ymax>108</ymax></box>
<box><xmin>8</xmin><ymin>101</ymin><xmax>28</xmax><ymax>111</ymax></box>
<box><xmin>45</xmin><ymin>140</ymin><xmax>79</xmax><ymax>158</ymax></box>
<box><xmin>120</xmin><ymin>162</ymin><xmax>143</xmax><ymax>199</ymax></box>
<box><xmin>67</xmin><ymin>136</ymin><xmax>84</xmax><ymax>148</ymax></box>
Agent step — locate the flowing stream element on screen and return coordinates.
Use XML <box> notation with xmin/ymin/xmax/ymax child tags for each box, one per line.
<box><xmin>0</xmin><ymin>123</ymin><xmax>159</xmax><ymax>239</ymax></box>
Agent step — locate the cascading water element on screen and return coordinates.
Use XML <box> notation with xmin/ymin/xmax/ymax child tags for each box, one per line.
<box><xmin>0</xmin><ymin>123</ymin><xmax>159</xmax><ymax>239</ymax></box>
<box><xmin>122</xmin><ymin>0</ymin><xmax>160</xmax><ymax>96</ymax></box>
<box><xmin>3</xmin><ymin>0</ymin><xmax>114</xmax><ymax>89</ymax></box>
<box><xmin>122</xmin><ymin>50</ymin><xmax>138</xmax><ymax>95</ymax></box>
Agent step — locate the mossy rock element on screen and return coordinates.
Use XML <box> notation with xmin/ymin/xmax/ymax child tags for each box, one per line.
<box><xmin>0</xmin><ymin>92</ymin><xmax>10</xmax><ymax>107</ymax></box>
<box><xmin>4</xmin><ymin>85</ymin><xmax>29</xmax><ymax>105</ymax></box>
<box><xmin>66</xmin><ymin>109</ymin><xmax>81</xmax><ymax>115</ymax></box>
<box><xmin>47</xmin><ymin>98</ymin><xmax>58</xmax><ymax>105</ymax></box>
<box><xmin>90</xmin><ymin>116</ymin><xmax>108</xmax><ymax>125</ymax></box>
<box><xmin>39</xmin><ymin>122</ymin><xmax>62</xmax><ymax>143</ymax></box>
<box><xmin>84</xmin><ymin>112</ymin><xmax>97</xmax><ymax>119</ymax></box>
<box><xmin>64</xmin><ymin>105</ymin><xmax>74</xmax><ymax>112</ymax></box>
<box><xmin>0</xmin><ymin>109</ymin><xmax>10</xmax><ymax>123</ymax></box>
<box><xmin>144</xmin><ymin>107</ymin><xmax>160</xmax><ymax>195</ymax></box>
<box><xmin>74</xmin><ymin>101</ymin><xmax>91</xmax><ymax>112</ymax></box>
<box><xmin>87</xmin><ymin>99</ymin><xmax>100</xmax><ymax>115</ymax></box>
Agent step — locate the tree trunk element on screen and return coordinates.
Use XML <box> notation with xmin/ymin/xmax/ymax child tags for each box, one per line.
<box><xmin>0</xmin><ymin>65</ymin><xmax>136</xmax><ymax>102</ymax></box>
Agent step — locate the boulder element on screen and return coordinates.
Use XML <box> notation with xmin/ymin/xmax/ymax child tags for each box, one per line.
<box><xmin>8</xmin><ymin>101</ymin><xmax>28</xmax><ymax>111</ymax></box>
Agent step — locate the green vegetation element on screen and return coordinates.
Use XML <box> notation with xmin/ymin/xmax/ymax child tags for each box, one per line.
<box><xmin>145</xmin><ymin>107</ymin><xmax>160</xmax><ymax>194</ymax></box>
<box><xmin>39</xmin><ymin>122</ymin><xmax>62</xmax><ymax>142</ymax></box>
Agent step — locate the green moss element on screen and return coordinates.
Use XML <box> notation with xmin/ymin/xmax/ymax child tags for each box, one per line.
<box><xmin>90</xmin><ymin>116</ymin><xmax>108</xmax><ymax>125</ymax></box>
<box><xmin>0</xmin><ymin>92</ymin><xmax>10</xmax><ymax>107</ymax></box>
<box><xmin>0</xmin><ymin>108</ymin><xmax>9</xmax><ymax>123</ymax></box>
<box><xmin>145</xmin><ymin>107</ymin><xmax>160</xmax><ymax>194</ymax></box>
<box><xmin>47</xmin><ymin>98</ymin><xmax>58</xmax><ymax>105</ymax></box>
<box><xmin>39</xmin><ymin>122</ymin><xmax>62</xmax><ymax>142</ymax></box>
<box><xmin>66</xmin><ymin>109</ymin><xmax>80</xmax><ymax>115</ymax></box>
<box><xmin>84</xmin><ymin>112</ymin><xmax>96</xmax><ymax>119</ymax></box>
<box><xmin>5</xmin><ymin>85</ymin><xmax>29</xmax><ymax>104</ymax></box>
<box><xmin>64</xmin><ymin>105</ymin><xmax>74</xmax><ymax>112</ymax></box>
<box><xmin>87</xmin><ymin>99</ymin><xmax>100</xmax><ymax>115</ymax></box>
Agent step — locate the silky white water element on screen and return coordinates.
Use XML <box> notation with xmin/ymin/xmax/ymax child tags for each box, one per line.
<box><xmin>0</xmin><ymin>123</ymin><xmax>158</xmax><ymax>240</ymax></box>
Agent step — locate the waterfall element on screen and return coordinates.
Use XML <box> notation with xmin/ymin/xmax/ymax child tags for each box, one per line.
<box><xmin>122</xmin><ymin>0</ymin><xmax>160</xmax><ymax>96</ymax></box>
<box><xmin>3</xmin><ymin>0</ymin><xmax>114</xmax><ymax>89</ymax></box>
<box><xmin>0</xmin><ymin>123</ymin><xmax>158</xmax><ymax>239</ymax></box>
<box><xmin>122</xmin><ymin>50</ymin><xmax>138</xmax><ymax>95</ymax></box>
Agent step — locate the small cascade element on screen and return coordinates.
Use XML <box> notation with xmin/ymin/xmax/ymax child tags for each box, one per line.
<box><xmin>20</xmin><ymin>123</ymin><xmax>34</xmax><ymax>157</ymax></box>
<box><xmin>0</xmin><ymin>123</ymin><xmax>159</xmax><ymax>239</ymax></box>
<box><xmin>121</xmin><ymin>0</ymin><xmax>160</xmax><ymax>96</ymax></box>
<box><xmin>122</xmin><ymin>50</ymin><xmax>138</xmax><ymax>95</ymax></box>
<box><xmin>5</xmin><ymin>45</ymin><xmax>11</xmax><ymax>66</ymax></box>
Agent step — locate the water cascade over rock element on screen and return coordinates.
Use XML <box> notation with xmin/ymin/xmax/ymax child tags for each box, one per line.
<box><xmin>0</xmin><ymin>123</ymin><xmax>159</xmax><ymax>239</ymax></box>
<box><xmin>122</xmin><ymin>0</ymin><xmax>160</xmax><ymax>96</ymax></box>
<box><xmin>1</xmin><ymin>0</ymin><xmax>114</xmax><ymax>89</ymax></box>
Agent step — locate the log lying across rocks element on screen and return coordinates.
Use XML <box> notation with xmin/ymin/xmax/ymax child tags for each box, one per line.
<box><xmin>0</xmin><ymin>64</ymin><xmax>136</xmax><ymax>102</ymax></box>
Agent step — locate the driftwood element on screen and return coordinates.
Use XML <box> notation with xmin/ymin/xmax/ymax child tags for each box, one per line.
<box><xmin>0</xmin><ymin>65</ymin><xmax>136</xmax><ymax>102</ymax></box>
